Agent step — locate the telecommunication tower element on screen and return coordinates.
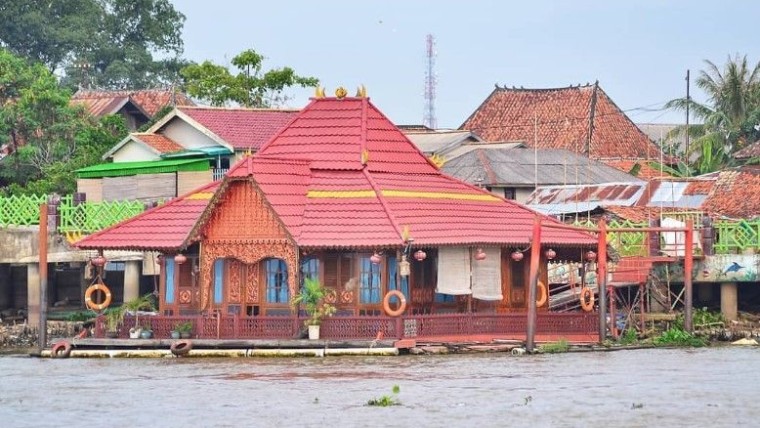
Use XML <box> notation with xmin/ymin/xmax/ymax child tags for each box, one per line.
<box><xmin>423</xmin><ymin>34</ymin><xmax>437</xmax><ymax>129</ymax></box>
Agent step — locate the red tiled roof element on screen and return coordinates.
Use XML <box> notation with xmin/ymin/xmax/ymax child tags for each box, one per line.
<box><xmin>257</xmin><ymin>98</ymin><xmax>437</xmax><ymax>173</ymax></box>
<box><xmin>702</xmin><ymin>168</ymin><xmax>760</xmax><ymax>219</ymax></box>
<box><xmin>72</xmin><ymin>89</ymin><xmax>195</xmax><ymax>117</ymax></box>
<box><xmin>77</xmin><ymin>96</ymin><xmax>597</xmax><ymax>251</ymax></box>
<box><xmin>603</xmin><ymin>206</ymin><xmax>684</xmax><ymax>223</ymax></box>
<box><xmin>603</xmin><ymin>160</ymin><xmax>672</xmax><ymax>180</ymax></box>
<box><xmin>76</xmin><ymin>182</ymin><xmax>220</xmax><ymax>251</ymax></box>
<box><xmin>461</xmin><ymin>84</ymin><xmax>664</xmax><ymax>160</ymax></box>
<box><xmin>178</xmin><ymin>106</ymin><xmax>298</xmax><ymax>151</ymax></box>
<box><xmin>734</xmin><ymin>140</ymin><xmax>760</xmax><ymax>159</ymax></box>
<box><xmin>133</xmin><ymin>133</ymin><xmax>184</xmax><ymax>154</ymax></box>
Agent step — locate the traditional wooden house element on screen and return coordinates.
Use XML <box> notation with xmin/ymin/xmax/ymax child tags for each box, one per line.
<box><xmin>75</xmin><ymin>89</ymin><xmax>598</xmax><ymax>340</ymax></box>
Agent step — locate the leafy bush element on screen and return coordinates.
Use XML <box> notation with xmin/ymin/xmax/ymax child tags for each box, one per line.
<box><xmin>654</xmin><ymin>327</ymin><xmax>707</xmax><ymax>347</ymax></box>
<box><xmin>538</xmin><ymin>339</ymin><xmax>570</xmax><ymax>354</ymax></box>
<box><xmin>619</xmin><ymin>328</ymin><xmax>638</xmax><ymax>345</ymax></box>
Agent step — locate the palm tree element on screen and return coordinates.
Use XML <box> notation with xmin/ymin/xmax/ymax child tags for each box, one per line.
<box><xmin>665</xmin><ymin>54</ymin><xmax>760</xmax><ymax>174</ymax></box>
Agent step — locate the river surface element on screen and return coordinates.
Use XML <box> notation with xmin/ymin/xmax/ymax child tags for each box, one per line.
<box><xmin>0</xmin><ymin>347</ymin><xmax>758</xmax><ymax>428</ymax></box>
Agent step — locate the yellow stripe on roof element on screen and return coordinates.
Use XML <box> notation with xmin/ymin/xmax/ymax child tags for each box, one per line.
<box><xmin>307</xmin><ymin>189</ymin><xmax>500</xmax><ymax>202</ymax></box>
<box><xmin>186</xmin><ymin>192</ymin><xmax>214</xmax><ymax>200</ymax></box>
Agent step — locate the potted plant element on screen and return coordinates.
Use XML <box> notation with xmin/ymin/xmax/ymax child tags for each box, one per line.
<box><xmin>122</xmin><ymin>293</ymin><xmax>156</xmax><ymax>339</ymax></box>
<box><xmin>104</xmin><ymin>307</ymin><xmax>125</xmax><ymax>338</ymax></box>
<box><xmin>140</xmin><ymin>324</ymin><xmax>153</xmax><ymax>339</ymax></box>
<box><xmin>174</xmin><ymin>321</ymin><xmax>193</xmax><ymax>339</ymax></box>
<box><xmin>291</xmin><ymin>278</ymin><xmax>336</xmax><ymax>340</ymax></box>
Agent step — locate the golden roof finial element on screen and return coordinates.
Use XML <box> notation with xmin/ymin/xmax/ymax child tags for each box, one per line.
<box><xmin>355</xmin><ymin>85</ymin><xmax>367</xmax><ymax>98</ymax></box>
<box><xmin>401</xmin><ymin>225</ymin><xmax>410</xmax><ymax>242</ymax></box>
<box><xmin>335</xmin><ymin>86</ymin><xmax>348</xmax><ymax>99</ymax></box>
<box><xmin>361</xmin><ymin>148</ymin><xmax>369</xmax><ymax>165</ymax></box>
<box><xmin>315</xmin><ymin>86</ymin><xmax>325</xmax><ymax>98</ymax></box>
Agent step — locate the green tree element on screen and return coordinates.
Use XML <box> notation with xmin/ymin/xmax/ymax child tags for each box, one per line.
<box><xmin>0</xmin><ymin>49</ymin><xmax>126</xmax><ymax>194</ymax></box>
<box><xmin>665</xmin><ymin>54</ymin><xmax>760</xmax><ymax>174</ymax></box>
<box><xmin>180</xmin><ymin>49</ymin><xmax>319</xmax><ymax>107</ymax></box>
<box><xmin>0</xmin><ymin>0</ymin><xmax>186</xmax><ymax>90</ymax></box>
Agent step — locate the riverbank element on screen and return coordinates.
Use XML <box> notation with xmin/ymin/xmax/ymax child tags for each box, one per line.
<box><xmin>1</xmin><ymin>318</ymin><xmax>759</xmax><ymax>357</ymax></box>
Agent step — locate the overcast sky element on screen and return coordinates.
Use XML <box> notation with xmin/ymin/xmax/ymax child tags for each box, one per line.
<box><xmin>171</xmin><ymin>0</ymin><xmax>758</xmax><ymax>128</ymax></box>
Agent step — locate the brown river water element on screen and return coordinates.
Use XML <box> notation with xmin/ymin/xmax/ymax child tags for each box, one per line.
<box><xmin>1</xmin><ymin>347</ymin><xmax>758</xmax><ymax>428</ymax></box>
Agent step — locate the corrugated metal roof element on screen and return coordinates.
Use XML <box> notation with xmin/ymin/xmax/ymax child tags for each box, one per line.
<box><xmin>525</xmin><ymin>182</ymin><xmax>647</xmax><ymax>214</ymax></box>
<box><xmin>76</xmin><ymin>159</ymin><xmax>209</xmax><ymax>178</ymax></box>
<box><xmin>404</xmin><ymin>130</ymin><xmax>483</xmax><ymax>155</ymax></box>
<box><xmin>443</xmin><ymin>148</ymin><xmax>644</xmax><ymax>187</ymax></box>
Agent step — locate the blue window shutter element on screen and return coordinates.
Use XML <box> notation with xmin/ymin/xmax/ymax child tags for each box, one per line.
<box><xmin>214</xmin><ymin>259</ymin><xmax>224</xmax><ymax>304</ymax></box>
<box><xmin>165</xmin><ymin>259</ymin><xmax>175</xmax><ymax>303</ymax></box>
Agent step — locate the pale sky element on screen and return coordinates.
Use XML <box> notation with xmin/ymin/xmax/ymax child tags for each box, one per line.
<box><xmin>171</xmin><ymin>0</ymin><xmax>758</xmax><ymax>128</ymax></box>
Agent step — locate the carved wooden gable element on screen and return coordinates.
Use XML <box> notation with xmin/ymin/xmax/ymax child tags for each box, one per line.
<box><xmin>204</xmin><ymin>180</ymin><xmax>290</xmax><ymax>242</ymax></box>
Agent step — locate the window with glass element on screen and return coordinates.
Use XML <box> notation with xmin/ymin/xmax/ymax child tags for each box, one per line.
<box><xmin>265</xmin><ymin>258</ymin><xmax>289</xmax><ymax>304</ymax></box>
<box><xmin>359</xmin><ymin>256</ymin><xmax>382</xmax><ymax>304</ymax></box>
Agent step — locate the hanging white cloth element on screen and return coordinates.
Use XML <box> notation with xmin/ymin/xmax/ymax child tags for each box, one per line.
<box><xmin>471</xmin><ymin>247</ymin><xmax>502</xmax><ymax>300</ymax></box>
<box><xmin>436</xmin><ymin>246</ymin><xmax>472</xmax><ymax>295</ymax></box>
<box><xmin>661</xmin><ymin>217</ymin><xmax>702</xmax><ymax>257</ymax></box>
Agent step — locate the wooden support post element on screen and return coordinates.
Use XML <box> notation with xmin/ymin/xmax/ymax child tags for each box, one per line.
<box><xmin>38</xmin><ymin>204</ymin><xmax>48</xmax><ymax>352</ymax></box>
<box><xmin>526</xmin><ymin>216</ymin><xmax>541</xmax><ymax>353</ymax></box>
<box><xmin>598</xmin><ymin>219</ymin><xmax>607</xmax><ymax>342</ymax></box>
<box><xmin>684</xmin><ymin>219</ymin><xmax>694</xmax><ymax>332</ymax></box>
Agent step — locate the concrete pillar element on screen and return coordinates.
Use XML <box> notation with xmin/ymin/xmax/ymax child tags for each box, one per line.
<box><xmin>720</xmin><ymin>282</ymin><xmax>738</xmax><ymax>321</ymax></box>
<box><xmin>124</xmin><ymin>260</ymin><xmax>141</xmax><ymax>302</ymax></box>
<box><xmin>27</xmin><ymin>263</ymin><xmax>40</xmax><ymax>327</ymax></box>
<box><xmin>697</xmin><ymin>283</ymin><xmax>714</xmax><ymax>303</ymax></box>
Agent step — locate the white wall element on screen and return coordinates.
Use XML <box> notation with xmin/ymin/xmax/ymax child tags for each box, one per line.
<box><xmin>113</xmin><ymin>142</ymin><xmax>160</xmax><ymax>163</ymax></box>
<box><xmin>162</xmin><ymin>120</ymin><xmax>220</xmax><ymax>150</ymax></box>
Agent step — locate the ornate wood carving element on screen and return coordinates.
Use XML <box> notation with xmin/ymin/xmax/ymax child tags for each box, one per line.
<box><xmin>197</xmin><ymin>180</ymin><xmax>298</xmax><ymax>311</ymax></box>
<box><xmin>228</xmin><ymin>259</ymin><xmax>241</xmax><ymax>303</ymax></box>
<box><xmin>246</xmin><ymin>263</ymin><xmax>259</xmax><ymax>303</ymax></box>
<box><xmin>201</xmin><ymin>241</ymin><xmax>297</xmax><ymax>310</ymax></box>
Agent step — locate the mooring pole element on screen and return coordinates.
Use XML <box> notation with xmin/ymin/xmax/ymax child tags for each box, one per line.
<box><xmin>597</xmin><ymin>219</ymin><xmax>608</xmax><ymax>342</ymax></box>
<box><xmin>684</xmin><ymin>219</ymin><xmax>694</xmax><ymax>332</ymax></box>
<box><xmin>38</xmin><ymin>203</ymin><xmax>48</xmax><ymax>352</ymax></box>
<box><xmin>526</xmin><ymin>216</ymin><xmax>542</xmax><ymax>353</ymax></box>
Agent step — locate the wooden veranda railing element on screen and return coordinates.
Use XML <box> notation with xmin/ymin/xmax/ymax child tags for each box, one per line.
<box><xmin>94</xmin><ymin>312</ymin><xmax>599</xmax><ymax>341</ymax></box>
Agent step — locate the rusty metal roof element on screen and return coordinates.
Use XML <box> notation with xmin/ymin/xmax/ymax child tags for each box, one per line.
<box><xmin>526</xmin><ymin>182</ymin><xmax>647</xmax><ymax>215</ymax></box>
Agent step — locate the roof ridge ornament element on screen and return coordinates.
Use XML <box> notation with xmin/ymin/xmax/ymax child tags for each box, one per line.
<box><xmin>335</xmin><ymin>86</ymin><xmax>348</xmax><ymax>99</ymax></box>
<box><xmin>315</xmin><ymin>86</ymin><xmax>325</xmax><ymax>98</ymax></box>
<box><xmin>355</xmin><ymin>85</ymin><xmax>367</xmax><ymax>98</ymax></box>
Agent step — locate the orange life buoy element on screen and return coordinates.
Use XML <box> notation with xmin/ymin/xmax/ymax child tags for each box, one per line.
<box><xmin>51</xmin><ymin>340</ymin><xmax>73</xmax><ymax>358</ymax></box>
<box><xmin>84</xmin><ymin>282</ymin><xmax>112</xmax><ymax>311</ymax></box>
<box><xmin>382</xmin><ymin>290</ymin><xmax>407</xmax><ymax>317</ymax></box>
<box><xmin>536</xmin><ymin>280</ymin><xmax>548</xmax><ymax>307</ymax></box>
<box><xmin>580</xmin><ymin>287</ymin><xmax>595</xmax><ymax>312</ymax></box>
<box><xmin>170</xmin><ymin>340</ymin><xmax>193</xmax><ymax>357</ymax></box>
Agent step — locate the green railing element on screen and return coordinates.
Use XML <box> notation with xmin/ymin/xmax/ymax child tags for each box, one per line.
<box><xmin>714</xmin><ymin>220</ymin><xmax>760</xmax><ymax>254</ymax></box>
<box><xmin>575</xmin><ymin>218</ymin><xmax>649</xmax><ymax>257</ymax></box>
<box><xmin>0</xmin><ymin>194</ymin><xmax>48</xmax><ymax>226</ymax></box>
<box><xmin>58</xmin><ymin>195</ymin><xmax>145</xmax><ymax>233</ymax></box>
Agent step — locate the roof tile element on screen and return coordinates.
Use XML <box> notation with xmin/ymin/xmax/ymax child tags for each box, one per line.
<box><xmin>461</xmin><ymin>84</ymin><xmax>664</xmax><ymax>160</ymax></box>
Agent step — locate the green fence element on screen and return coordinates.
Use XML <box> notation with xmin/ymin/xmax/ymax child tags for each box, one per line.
<box><xmin>0</xmin><ymin>194</ymin><xmax>48</xmax><ymax>226</ymax></box>
<box><xmin>58</xmin><ymin>195</ymin><xmax>145</xmax><ymax>233</ymax></box>
<box><xmin>0</xmin><ymin>194</ymin><xmax>146</xmax><ymax>233</ymax></box>
<box><xmin>714</xmin><ymin>220</ymin><xmax>760</xmax><ymax>254</ymax></box>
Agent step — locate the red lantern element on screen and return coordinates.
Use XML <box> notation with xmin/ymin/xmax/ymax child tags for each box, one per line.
<box><xmin>586</xmin><ymin>250</ymin><xmax>597</xmax><ymax>262</ymax></box>
<box><xmin>370</xmin><ymin>252</ymin><xmax>382</xmax><ymax>264</ymax></box>
<box><xmin>91</xmin><ymin>255</ymin><xmax>107</xmax><ymax>267</ymax></box>
<box><xmin>545</xmin><ymin>248</ymin><xmax>556</xmax><ymax>260</ymax></box>
<box><xmin>474</xmin><ymin>248</ymin><xmax>486</xmax><ymax>261</ymax></box>
<box><xmin>413</xmin><ymin>249</ymin><xmax>427</xmax><ymax>261</ymax></box>
<box><xmin>511</xmin><ymin>251</ymin><xmax>524</xmax><ymax>262</ymax></box>
<box><xmin>175</xmin><ymin>253</ymin><xmax>187</xmax><ymax>265</ymax></box>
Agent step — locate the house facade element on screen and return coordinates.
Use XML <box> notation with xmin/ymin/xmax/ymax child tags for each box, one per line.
<box><xmin>75</xmin><ymin>89</ymin><xmax>598</xmax><ymax>339</ymax></box>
